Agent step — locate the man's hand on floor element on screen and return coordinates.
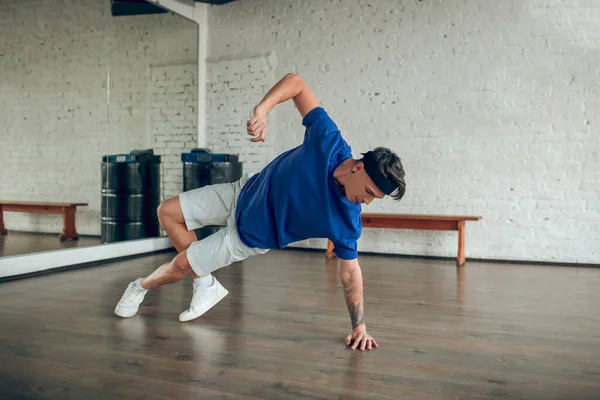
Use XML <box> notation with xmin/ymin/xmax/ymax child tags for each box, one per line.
<box><xmin>346</xmin><ymin>326</ymin><xmax>378</xmax><ymax>351</ymax></box>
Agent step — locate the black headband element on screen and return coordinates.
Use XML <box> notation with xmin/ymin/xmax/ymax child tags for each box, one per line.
<box><xmin>361</xmin><ymin>151</ymin><xmax>397</xmax><ymax>195</ymax></box>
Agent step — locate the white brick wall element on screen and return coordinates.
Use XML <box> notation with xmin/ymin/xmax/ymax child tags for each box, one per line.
<box><xmin>0</xmin><ymin>0</ymin><xmax>196</xmax><ymax>235</ymax></box>
<box><xmin>151</xmin><ymin>63</ymin><xmax>197</xmax><ymax>200</ymax></box>
<box><xmin>206</xmin><ymin>53</ymin><xmax>278</xmax><ymax>174</ymax></box>
<box><xmin>2</xmin><ymin>0</ymin><xmax>597</xmax><ymax>264</ymax></box>
<box><xmin>206</xmin><ymin>0</ymin><xmax>600</xmax><ymax>264</ymax></box>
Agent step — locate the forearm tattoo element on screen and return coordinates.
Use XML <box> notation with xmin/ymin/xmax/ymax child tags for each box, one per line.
<box><xmin>342</xmin><ymin>272</ymin><xmax>365</xmax><ymax>329</ymax></box>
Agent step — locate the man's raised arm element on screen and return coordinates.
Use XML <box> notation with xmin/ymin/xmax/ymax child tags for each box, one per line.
<box><xmin>247</xmin><ymin>73</ymin><xmax>319</xmax><ymax>142</ymax></box>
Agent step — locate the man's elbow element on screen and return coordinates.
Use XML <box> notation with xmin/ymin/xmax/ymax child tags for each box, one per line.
<box><xmin>285</xmin><ymin>72</ymin><xmax>300</xmax><ymax>80</ymax></box>
<box><xmin>284</xmin><ymin>73</ymin><xmax>304</xmax><ymax>89</ymax></box>
<box><xmin>340</xmin><ymin>258</ymin><xmax>360</xmax><ymax>273</ymax></box>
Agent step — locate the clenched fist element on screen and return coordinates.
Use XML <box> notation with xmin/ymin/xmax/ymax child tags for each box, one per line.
<box><xmin>246</xmin><ymin>105</ymin><xmax>267</xmax><ymax>143</ymax></box>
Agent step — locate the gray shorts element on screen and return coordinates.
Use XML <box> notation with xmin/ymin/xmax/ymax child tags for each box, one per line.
<box><xmin>178</xmin><ymin>175</ymin><xmax>269</xmax><ymax>276</ymax></box>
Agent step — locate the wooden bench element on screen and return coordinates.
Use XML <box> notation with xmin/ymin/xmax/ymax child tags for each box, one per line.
<box><xmin>326</xmin><ymin>213</ymin><xmax>482</xmax><ymax>266</ymax></box>
<box><xmin>0</xmin><ymin>201</ymin><xmax>88</xmax><ymax>241</ymax></box>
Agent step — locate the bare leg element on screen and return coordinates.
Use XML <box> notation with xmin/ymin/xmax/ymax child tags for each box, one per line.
<box><xmin>157</xmin><ymin>197</ymin><xmax>206</xmax><ymax>279</ymax></box>
<box><xmin>141</xmin><ymin>251</ymin><xmax>193</xmax><ymax>290</ymax></box>
<box><xmin>157</xmin><ymin>197</ymin><xmax>197</xmax><ymax>253</ymax></box>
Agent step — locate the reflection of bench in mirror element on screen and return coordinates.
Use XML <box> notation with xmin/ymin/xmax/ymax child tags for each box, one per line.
<box><xmin>326</xmin><ymin>213</ymin><xmax>482</xmax><ymax>267</ymax></box>
<box><xmin>0</xmin><ymin>201</ymin><xmax>88</xmax><ymax>241</ymax></box>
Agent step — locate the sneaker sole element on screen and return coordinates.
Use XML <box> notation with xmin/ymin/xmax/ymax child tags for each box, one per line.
<box><xmin>179</xmin><ymin>288</ymin><xmax>229</xmax><ymax>322</ymax></box>
<box><xmin>114</xmin><ymin>305</ymin><xmax>138</xmax><ymax>318</ymax></box>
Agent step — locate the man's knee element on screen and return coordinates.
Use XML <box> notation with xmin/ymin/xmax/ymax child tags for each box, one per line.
<box><xmin>157</xmin><ymin>202</ymin><xmax>168</xmax><ymax>226</ymax></box>
<box><xmin>172</xmin><ymin>251</ymin><xmax>193</xmax><ymax>275</ymax></box>
<box><xmin>157</xmin><ymin>197</ymin><xmax>183</xmax><ymax>227</ymax></box>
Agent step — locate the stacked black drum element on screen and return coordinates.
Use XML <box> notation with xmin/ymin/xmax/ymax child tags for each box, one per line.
<box><xmin>101</xmin><ymin>149</ymin><xmax>161</xmax><ymax>243</ymax></box>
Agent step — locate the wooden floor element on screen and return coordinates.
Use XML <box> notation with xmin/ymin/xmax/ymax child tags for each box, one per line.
<box><xmin>0</xmin><ymin>231</ymin><xmax>101</xmax><ymax>257</ymax></box>
<box><xmin>0</xmin><ymin>250</ymin><xmax>599</xmax><ymax>400</ymax></box>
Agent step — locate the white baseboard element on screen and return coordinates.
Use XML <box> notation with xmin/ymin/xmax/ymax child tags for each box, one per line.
<box><xmin>0</xmin><ymin>237</ymin><xmax>174</xmax><ymax>280</ymax></box>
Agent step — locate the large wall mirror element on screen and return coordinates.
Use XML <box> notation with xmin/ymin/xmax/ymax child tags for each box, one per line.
<box><xmin>0</xmin><ymin>1</ymin><xmax>206</xmax><ymax>279</ymax></box>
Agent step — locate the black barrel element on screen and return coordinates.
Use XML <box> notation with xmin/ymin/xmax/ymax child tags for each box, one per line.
<box><xmin>182</xmin><ymin>149</ymin><xmax>242</xmax><ymax>240</ymax></box>
<box><xmin>101</xmin><ymin>149</ymin><xmax>161</xmax><ymax>243</ymax></box>
<box><xmin>182</xmin><ymin>149</ymin><xmax>243</xmax><ymax>191</ymax></box>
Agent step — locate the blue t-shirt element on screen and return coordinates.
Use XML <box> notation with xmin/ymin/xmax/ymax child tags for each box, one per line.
<box><xmin>235</xmin><ymin>107</ymin><xmax>362</xmax><ymax>260</ymax></box>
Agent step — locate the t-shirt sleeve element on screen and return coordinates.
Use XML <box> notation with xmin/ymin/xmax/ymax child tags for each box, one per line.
<box><xmin>332</xmin><ymin>238</ymin><xmax>358</xmax><ymax>260</ymax></box>
<box><xmin>302</xmin><ymin>107</ymin><xmax>340</xmax><ymax>143</ymax></box>
<box><xmin>332</xmin><ymin>219</ymin><xmax>362</xmax><ymax>260</ymax></box>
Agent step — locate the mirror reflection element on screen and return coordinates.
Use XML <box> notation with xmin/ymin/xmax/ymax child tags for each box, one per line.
<box><xmin>0</xmin><ymin>2</ymin><xmax>201</xmax><ymax>260</ymax></box>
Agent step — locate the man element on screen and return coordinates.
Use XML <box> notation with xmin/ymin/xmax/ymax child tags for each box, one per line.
<box><xmin>115</xmin><ymin>73</ymin><xmax>406</xmax><ymax>351</ymax></box>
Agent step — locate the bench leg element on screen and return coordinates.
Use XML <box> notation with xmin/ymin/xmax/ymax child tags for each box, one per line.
<box><xmin>457</xmin><ymin>220</ymin><xmax>466</xmax><ymax>266</ymax></box>
<box><xmin>456</xmin><ymin>263</ymin><xmax>465</xmax><ymax>304</ymax></box>
<box><xmin>326</xmin><ymin>239</ymin><xmax>336</xmax><ymax>259</ymax></box>
<box><xmin>0</xmin><ymin>206</ymin><xmax>6</xmax><ymax>235</ymax></box>
<box><xmin>61</xmin><ymin>207</ymin><xmax>79</xmax><ymax>241</ymax></box>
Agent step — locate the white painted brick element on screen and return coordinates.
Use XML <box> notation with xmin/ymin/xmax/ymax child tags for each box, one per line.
<box><xmin>205</xmin><ymin>0</ymin><xmax>600</xmax><ymax>264</ymax></box>
<box><xmin>206</xmin><ymin>54</ymin><xmax>277</xmax><ymax>172</ymax></box>
<box><xmin>150</xmin><ymin>61</ymin><xmax>198</xmax><ymax>199</ymax></box>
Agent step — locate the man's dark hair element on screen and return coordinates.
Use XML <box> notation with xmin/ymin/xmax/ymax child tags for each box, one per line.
<box><xmin>370</xmin><ymin>147</ymin><xmax>406</xmax><ymax>201</ymax></box>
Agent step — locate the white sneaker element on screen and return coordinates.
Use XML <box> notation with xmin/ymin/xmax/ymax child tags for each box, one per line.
<box><xmin>114</xmin><ymin>281</ymin><xmax>148</xmax><ymax>318</ymax></box>
<box><xmin>179</xmin><ymin>277</ymin><xmax>229</xmax><ymax>322</ymax></box>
